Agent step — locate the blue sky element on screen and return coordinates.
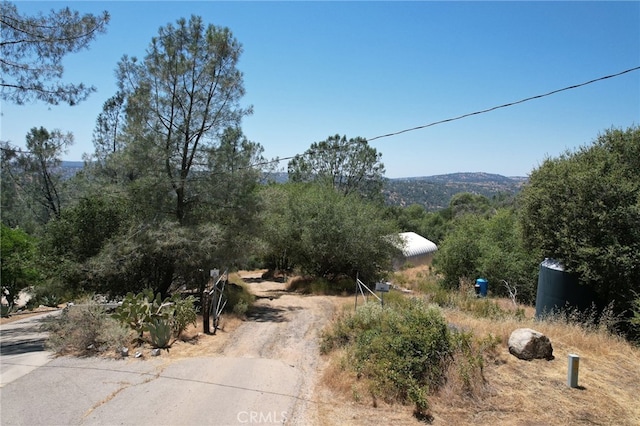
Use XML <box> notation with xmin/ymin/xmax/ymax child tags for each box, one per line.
<box><xmin>2</xmin><ymin>1</ymin><xmax>639</xmax><ymax>178</ymax></box>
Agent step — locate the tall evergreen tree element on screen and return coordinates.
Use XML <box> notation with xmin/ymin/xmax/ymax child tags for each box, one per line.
<box><xmin>0</xmin><ymin>1</ymin><xmax>109</xmax><ymax>105</ymax></box>
<box><xmin>116</xmin><ymin>15</ymin><xmax>251</xmax><ymax>225</ymax></box>
<box><xmin>1</xmin><ymin>127</ymin><xmax>72</xmax><ymax>225</ymax></box>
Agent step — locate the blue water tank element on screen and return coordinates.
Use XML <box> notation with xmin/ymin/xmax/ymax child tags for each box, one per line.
<box><xmin>475</xmin><ymin>278</ymin><xmax>488</xmax><ymax>297</ymax></box>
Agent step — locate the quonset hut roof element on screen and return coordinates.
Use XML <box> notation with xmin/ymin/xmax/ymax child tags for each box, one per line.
<box><xmin>398</xmin><ymin>232</ymin><xmax>438</xmax><ymax>257</ymax></box>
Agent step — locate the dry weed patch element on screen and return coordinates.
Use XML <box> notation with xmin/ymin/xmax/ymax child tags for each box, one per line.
<box><xmin>320</xmin><ymin>267</ymin><xmax>640</xmax><ymax>425</ymax></box>
<box><xmin>432</xmin><ymin>304</ymin><xmax>640</xmax><ymax>425</ymax></box>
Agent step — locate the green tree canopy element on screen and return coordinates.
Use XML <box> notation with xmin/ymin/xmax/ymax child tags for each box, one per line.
<box><xmin>434</xmin><ymin>209</ymin><xmax>538</xmax><ymax>303</ymax></box>
<box><xmin>519</xmin><ymin>126</ymin><xmax>640</xmax><ymax>309</ymax></box>
<box><xmin>85</xmin><ymin>221</ymin><xmax>224</xmax><ymax>297</ymax></box>
<box><xmin>385</xmin><ymin>204</ymin><xmax>452</xmax><ymax>245</ymax></box>
<box><xmin>63</xmin><ymin>17</ymin><xmax>264</xmax><ymax>297</ymax></box>
<box><xmin>1</xmin><ymin>127</ymin><xmax>72</xmax><ymax>225</ymax></box>
<box><xmin>260</xmin><ymin>183</ymin><xmax>400</xmax><ymax>282</ymax></box>
<box><xmin>1</xmin><ymin>224</ymin><xmax>39</xmax><ymax>308</ymax></box>
<box><xmin>116</xmin><ymin>15</ymin><xmax>251</xmax><ymax>224</ymax></box>
<box><xmin>447</xmin><ymin>192</ymin><xmax>494</xmax><ymax>219</ymax></box>
<box><xmin>288</xmin><ymin>134</ymin><xmax>385</xmax><ymax>200</ymax></box>
<box><xmin>0</xmin><ymin>1</ymin><xmax>109</xmax><ymax>105</ymax></box>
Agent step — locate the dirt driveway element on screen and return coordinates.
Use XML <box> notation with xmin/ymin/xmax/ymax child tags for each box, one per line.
<box><xmin>215</xmin><ymin>274</ymin><xmax>338</xmax><ymax>424</ymax></box>
<box><xmin>1</xmin><ymin>274</ymin><xmax>422</xmax><ymax>425</ymax></box>
<box><xmin>223</xmin><ymin>275</ymin><xmax>421</xmax><ymax>426</ymax></box>
<box><xmin>0</xmin><ymin>275</ymin><xmax>339</xmax><ymax>425</ymax></box>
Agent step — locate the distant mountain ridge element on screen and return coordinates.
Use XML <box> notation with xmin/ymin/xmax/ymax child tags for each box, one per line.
<box><xmin>61</xmin><ymin>163</ymin><xmax>525</xmax><ymax>212</ymax></box>
<box><xmin>60</xmin><ymin>161</ymin><xmax>85</xmax><ymax>178</ymax></box>
<box><xmin>399</xmin><ymin>172</ymin><xmax>527</xmax><ymax>185</ymax></box>
<box><xmin>384</xmin><ymin>172</ymin><xmax>527</xmax><ymax>211</ymax></box>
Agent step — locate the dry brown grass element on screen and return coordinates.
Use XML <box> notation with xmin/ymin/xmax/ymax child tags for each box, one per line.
<box><xmin>320</xmin><ymin>266</ymin><xmax>640</xmax><ymax>425</ymax></box>
<box><xmin>432</xmin><ymin>307</ymin><xmax>640</xmax><ymax>425</ymax></box>
<box><xmin>165</xmin><ymin>314</ymin><xmax>244</xmax><ymax>359</ymax></box>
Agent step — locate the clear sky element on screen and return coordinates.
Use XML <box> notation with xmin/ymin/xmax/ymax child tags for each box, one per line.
<box><xmin>2</xmin><ymin>1</ymin><xmax>639</xmax><ymax>178</ymax></box>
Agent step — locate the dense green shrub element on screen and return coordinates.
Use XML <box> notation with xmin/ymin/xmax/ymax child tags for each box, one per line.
<box><xmin>287</xmin><ymin>276</ymin><xmax>355</xmax><ymax>295</ymax></box>
<box><xmin>434</xmin><ymin>209</ymin><xmax>539</xmax><ymax>303</ymax></box>
<box><xmin>1</xmin><ymin>224</ymin><xmax>40</xmax><ymax>309</ymax></box>
<box><xmin>519</xmin><ymin>126</ymin><xmax>640</xmax><ymax>329</ymax></box>
<box><xmin>322</xmin><ymin>299</ymin><xmax>454</xmax><ymax>415</ymax></box>
<box><xmin>259</xmin><ymin>183</ymin><xmax>400</xmax><ymax>283</ymax></box>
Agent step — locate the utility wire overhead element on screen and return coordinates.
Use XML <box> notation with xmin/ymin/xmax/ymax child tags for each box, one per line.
<box><xmin>2</xmin><ymin>66</ymin><xmax>638</xmax><ymax>167</ymax></box>
<box><xmin>366</xmin><ymin>66</ymin><xmax>640</xmax><ymax>142</ymax></box>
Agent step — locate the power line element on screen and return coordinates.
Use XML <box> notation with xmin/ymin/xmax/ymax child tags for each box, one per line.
<box><xmin>245</xmin><ymin>66</ymin><xmax>640</xmax><ymax>168</ymax></box>
<box><xmin>4</xmin><ymin>66</ymin><xmax>638</xmax><ymax>213</ymax></box>
<box><xmin>366</xmin><ymin>66</ymin><xmax>640</xmax><ymax>142</ymax></box>
<box><xmin>3</xmin><ymin>66</ymin><xmax>638</xmax><ymax>167</ymax></box>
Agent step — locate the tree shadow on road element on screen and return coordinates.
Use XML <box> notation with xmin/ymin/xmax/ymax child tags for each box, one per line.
<box><xmin>246</xmin><ymin>305</ymin><xmax>302</xmax><ymax>323</ymax></box>
<box><xmin>0</xmin><ymin>315</ymin><xmax>57</xmax><ymax>356</ymax></box>
<box><xmin>1</xmin><ymin>338</ymin><xmax>48</xmax><ymax>356</ymax></box>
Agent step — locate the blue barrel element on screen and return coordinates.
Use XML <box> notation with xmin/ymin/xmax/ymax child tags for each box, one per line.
<box><xmin>476</xmin><ymin>278</ymin><xmax>488</xmax><ymax>297</ymax></box>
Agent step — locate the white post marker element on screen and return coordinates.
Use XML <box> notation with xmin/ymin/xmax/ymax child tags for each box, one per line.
<box><xmin>568</xmin><ymin>354</ymin><xmax>580</xmax><ymax>388</ymax></box>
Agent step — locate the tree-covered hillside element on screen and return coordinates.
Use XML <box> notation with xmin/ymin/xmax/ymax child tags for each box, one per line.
<box><xmin>383</xmin><ymin>172</ymin><xmax>526</xmax><ymax>211</ymax></box>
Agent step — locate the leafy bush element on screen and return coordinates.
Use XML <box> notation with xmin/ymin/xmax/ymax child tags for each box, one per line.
<box><xmin>322</xmin><ymin>299</ymin><xmax>453</xmax><ymax>416</ymax></box>
<box><xmin>434</xmin><ymin>210</ymin><xmax>539</xmax><ymax>303</ymax></box>
<box><xmin>1</xmin><ymin>224</ymin><xmax>39</xmax><ymax>309</ymax></box>
<box><xmin>44</xmin><ymin>300</ymin><xmax>132</xmax><ymax>355</ymax></box>
<box><xmin>519</xmin><ymin>126</ymin><xmax>640</xmax><ymax>319</ymax></box>
<box><xmin>232</xmin><ymin>299</ymin><xmax>249</xmax><ymax>317</ymax></box>
<box><xmin>288</xmin><ymin>276</ymin><xmax>355</xmax><ymax>295</ymax></box>
<box><xmin>260</xmin><ymin>183</ymin><xmax>400</xmax><ymax>283</ymax></box>
<box><xmin>223</xmin><ymin>281</ymin><xmax>255</xmax><ymax>315</ymax></box>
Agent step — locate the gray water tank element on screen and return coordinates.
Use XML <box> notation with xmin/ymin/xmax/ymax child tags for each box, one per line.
<box><xmin>534</xmin><ymin>258</ymin><xmax>599</xmax><ymax>319</ymax></box>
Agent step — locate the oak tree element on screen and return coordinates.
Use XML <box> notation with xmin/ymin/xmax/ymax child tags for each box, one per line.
<box><xmin>519</xmin><ymin>126</ymin><xmax>640</xmax><ymax>310</ymax></box>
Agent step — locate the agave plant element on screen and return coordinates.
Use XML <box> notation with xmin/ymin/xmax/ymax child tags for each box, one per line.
<box><xmin>147</xmin><ymin>317</ymin><xmax>172</xmax><ymax>349</ymax></box>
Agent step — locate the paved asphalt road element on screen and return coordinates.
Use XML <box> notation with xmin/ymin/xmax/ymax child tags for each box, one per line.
<box><xmin>0</xmin><ymin>310</ymin><xmax>61</xmax><ymax>388</ymax></box>
<box><xmin>0</xmin><ymin>312</ymin><xmax>306</xmax><ymax>425</ymax></box>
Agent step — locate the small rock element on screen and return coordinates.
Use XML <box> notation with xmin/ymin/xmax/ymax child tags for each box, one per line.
<box><xmin>134</xmin><ymin>351</ymin><xmax>142</xmax><ymax>358</ymax></box>
<box><xmin>151</xmin><ymin>348</ymin><xmax>161</xmax><ymax>357</ymax></box>
<box><xmin>120</xmin><ymin>347</ymin><xmax>129</xmax><ymax>357</ymax></box>
<box><xmin>508</xmin><ymin>328</ymin><xmax>554</xmax><ymax>361</ymax></box>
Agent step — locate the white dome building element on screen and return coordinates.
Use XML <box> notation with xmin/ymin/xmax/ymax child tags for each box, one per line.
<box><xmin>393</xmin><ymin>232</ymin><xmax>438</xmax><ymax>269</ymax></box>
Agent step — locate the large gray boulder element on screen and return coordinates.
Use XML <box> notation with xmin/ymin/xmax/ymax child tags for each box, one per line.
<box><xmin>508</xmin><ymin>328</ymin><xmax>554</xmax><ymax>361</ymax></box>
